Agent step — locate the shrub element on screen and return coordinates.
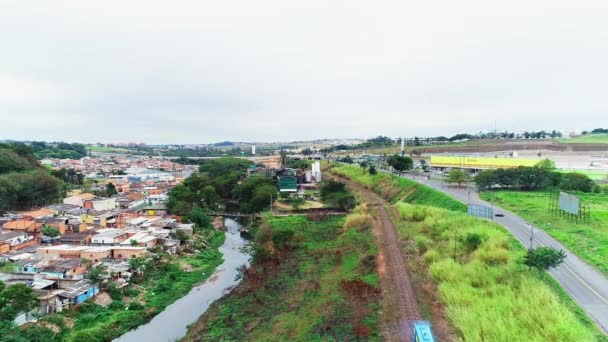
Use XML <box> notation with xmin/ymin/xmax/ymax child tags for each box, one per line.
<box><xmin>344</xmin><ymin>213</ymin><xmax>371</xmax><ymax>230</ymax></box>
<box><xmin>423</xmin><ymin>249</ymin><xmax>440</xmax><ymax>264</ymax></box>
<box><xmin>477</xmin><ymin>248</ymin><xmax>509</xmax><ymax>266</ymax></box>
<box><xmin>415</xmin><ymin>235</ymin><xmax>430</xmax><ymax>253</ymax></box>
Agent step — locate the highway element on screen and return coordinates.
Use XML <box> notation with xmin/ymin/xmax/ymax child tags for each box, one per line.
<box><xmin>400</xmin><ymin>173</ymin><xmax>608</xmax><ymax>334</ymax></box>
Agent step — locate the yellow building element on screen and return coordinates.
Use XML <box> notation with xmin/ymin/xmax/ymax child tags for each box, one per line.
<box><xmin>430</xmin><ymin>156</ymin><xmax>540</xmax><ymax>169</ymax></box>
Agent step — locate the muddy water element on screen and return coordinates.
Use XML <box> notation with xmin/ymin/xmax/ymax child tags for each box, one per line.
<box><xmin>115</xmin><ymin>219</ymin><xmax>251</xmax><ymax>342</ymax></box>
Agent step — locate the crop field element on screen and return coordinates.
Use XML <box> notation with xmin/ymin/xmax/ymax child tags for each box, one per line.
<box><xmin>394</xmin><ymin>203</ymin><xmax>603</xmax><ymax>341</ymax></box>
<box><xmin>331</xmin><ymin>164</ymin><xmax>466</xmax><ymax>212</ymax></box>
<box><xmin>481</xmin><ymin>190</ymin><xmax>608</xmax><ymax>275</ymax></box>
<box><xmin>184</xmin><ymin>212</ymin><xmax>381</xmax><ymax>341</ymax></box>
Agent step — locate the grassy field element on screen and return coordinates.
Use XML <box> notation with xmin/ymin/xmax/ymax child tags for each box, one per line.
<box><xmin>394</xmin><ymin>203</ymin><xmax>603</xmax><ymax>341</ymax></box>
<box><xmin>184</xmin><ymin>212</ymin><xmax>381</xmax><ymax>341</ymax></box>
<box><xmin>481</xmin><ymin>190</ymin><xmax>608</xmax><ymax>275</ymax></box>
<box><xmin>87</xmin><ymin>145</ymin><xmax>133</xmax><ymax>153</ymax></box>
<box><xmin>331</xmin><ymin>164</ymin><xmax>467</xmax><ymax>212</ymax></box>
<box><xmin>558</xmin><ymin>134</ymin><xmax>608</xmax><ymax>144</ymax></box>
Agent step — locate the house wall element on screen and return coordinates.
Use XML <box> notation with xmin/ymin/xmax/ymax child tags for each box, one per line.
<box><xmin>112</xmin><ymin>248</ymin><xmax>146</xmax><ymax>259</ymax></box>
<box><xmin>81</xmin><ymin>250</ymin><xmax>112</xmax><ymax>261</ymax></box>
<box><xmin>0</xmin><ymin>243</ymin><xmax>9</xmax><ymax>254</ymax></box>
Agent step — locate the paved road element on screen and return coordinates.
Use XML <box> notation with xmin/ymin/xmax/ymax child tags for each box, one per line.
<box><xmin>401</xmin><ymin>173</ymin><xmax>608</xmax><ymax>334</ymax></box>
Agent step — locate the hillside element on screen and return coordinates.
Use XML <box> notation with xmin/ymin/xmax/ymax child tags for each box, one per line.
<box><xmin>0</xmin><ymin>144</ymin><xmax>64</xmax><ymax>212</ymax></box>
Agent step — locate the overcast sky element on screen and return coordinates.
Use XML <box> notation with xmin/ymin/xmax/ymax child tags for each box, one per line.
<box><xmin>0</xmin><ymin>1</ymin><xmax>607</xmax><ymax>144</ymax></box>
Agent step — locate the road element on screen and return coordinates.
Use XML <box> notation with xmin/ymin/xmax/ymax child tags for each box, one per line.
<box><xmin>402</xmin><ymin>173</ymin><xmax>608</xmax><ymax>334</ymax></box>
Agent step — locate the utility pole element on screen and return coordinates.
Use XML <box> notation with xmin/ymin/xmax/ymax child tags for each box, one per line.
<box><xmin>529</xmin><ymin>223</ymin><xmax>534</xmax><ymax>249</ymax></box>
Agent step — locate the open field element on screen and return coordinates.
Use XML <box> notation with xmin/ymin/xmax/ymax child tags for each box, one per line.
<box><xmin>559</xmin><ymin>134</ymin><xmax>608</xmax><ymax>144</ymax></box>
<box><xmin>394</xmin><ymin>203</ymin><xmax>602</xmax><ymax>341</ymax></box>
<box><xmin>331</xmin><ymin>164</ymin><xmax>466</xmax><ymax>212</ymax></box>
<box><xmin>87</xmin><ymin>145</ymin><xmax>134</xmax><ymax>154</ymax></box>
<box><xmin>184</xmin><ymin>213</ymin><xmax>381</xmax><ymax>341</ymax></box>
<box><xmin>481</xmin><ymin>190</ymin><xmax>608</xmax><ymax>275</ymax></box>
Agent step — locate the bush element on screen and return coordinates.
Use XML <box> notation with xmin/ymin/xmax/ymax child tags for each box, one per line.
<box><xmin>343</xmin><ymin>213</ymin><xmax>371</xmax><ymax>230</ymax></box>
<box><xmin>559</xmin><ymin>173</ymin><xmax>595</xmax><ymax>193</ymax></box>
<box><xmin>423</xmin><ymin>249</ymin><xmax>440</xmax><ymax>264</ymax></box>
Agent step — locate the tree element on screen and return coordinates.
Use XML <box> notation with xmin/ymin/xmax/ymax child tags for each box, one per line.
<box><xmin>169</xmin><ymin>229</ymin><xmax>190</xmax><ymax>245</ymax></box>
<box><xmin>523</xmin><ymin>247</ymin><xmax>566</xmax><ymax>274</ymax></box>
<box><xmin>387</xmin><ymin>155</ymin><xmax>413</xmax><ymax>173</ymax></box>
<box><xmin>535</xmin><ymin>159</ymin><xmax>556</xmax><ymax>171</ymax></box>
<box><xmin>445</xmin><ymin>169</ymin><xmax>471</xmax><ymax>188</ymax></box>
<box><xmin>341</xmin><ymin>156</ymin><xmax>354</xmax><ymax>164</ymax></box>
<box><xmin>42</xmin><ymin>225</ymin><xmax>60</xmax><ymax>238</ymax></box>
<box><xmin>87</xmin><ymin>265</ymin><xmax>107</xmax><ymax>283</ymax></box>
<box><xmin>187</xmin><ymin>207</ymin><xmax>212</xmax><ymax>230</ymax></box>
<box><xmin>0</xmin><ymin>283</ymin><xmax>38</xmax><ymax>321</ymax></box>
<box><xmin>359</xmin><ymin>161</ymin><xmax>368</xmax><ymax>174</ymax></box>
<box><xmin>106</xmin><ymin>182</ymin><xmax>117</xmax><ymax>196</ymax></box>
<box><xmin>368</xmin><ymin>165</ymin><xmax>377</xmax><ymax>176</ymax></box>
<box><xmin>560</xmin><ymin>173</ymin><xmax>595</xmax><ymax>192</ymax></box>
<box><xmin>129</xmin><ymin>239</ymin><xmax>138</xmax><ymax>246</ymax></box>
<box><xmin>200</xmin><ymin>185</ymin><xmax>218</xmax><ymax>208</ymax></box>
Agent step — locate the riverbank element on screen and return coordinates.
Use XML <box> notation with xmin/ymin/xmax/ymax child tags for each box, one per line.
<box><xmin>17</xmin><ymin>228</ymin><xmax>227</xmax><ymax>342</ymax></box>
<box><xmin>183</xmin><ymin>212</ymin><xmax>381</xmax><ymax>341</ymax></box>
<box><xmin>116</xmin><ymin>219</ymin><xmax>251</xmax><ymax>342</ymax></box>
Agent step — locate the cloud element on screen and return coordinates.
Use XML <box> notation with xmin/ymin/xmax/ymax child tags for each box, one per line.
<box><xmin>1</xmin><ymin>0</ymin><xmax>607</xmax><ymax>143</ymax></box>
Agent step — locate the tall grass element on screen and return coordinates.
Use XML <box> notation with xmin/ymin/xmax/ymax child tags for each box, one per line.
<box><xmin>396</xmin><ymin>203</ymin><xmax>600</xmax><ymax>342</ymax></box>
<box><xmin>331</xmin><ymin>164</ymin><xmax>466</xmax><ymax>212</ymax></box>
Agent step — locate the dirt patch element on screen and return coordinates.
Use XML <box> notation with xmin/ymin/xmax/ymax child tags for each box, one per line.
<box><xmin>94</xmin><ymin>292</ymin><xmax>112</xmax><ymax>307</ymax></box>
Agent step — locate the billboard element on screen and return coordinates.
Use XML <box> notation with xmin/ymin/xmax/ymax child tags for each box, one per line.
<box><xmin>559</xmin><ymin>192</ymin><xmax>580</xmax><ymax>215</ymax></box>
<box><xmin>430</xmin><ymin>156</ymin><xmax>540</xmax><ymax>169</ymax></box>
<box><xmin>468</xmin><ymin>204</ymin><xmax>494</xmax><ymax>219</ymax></box>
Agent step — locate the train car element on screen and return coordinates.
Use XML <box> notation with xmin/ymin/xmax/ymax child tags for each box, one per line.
<box><xmin>412</xmin><ymin>320</ymin><xmax>435</xmax><ymax>342</ymax></box>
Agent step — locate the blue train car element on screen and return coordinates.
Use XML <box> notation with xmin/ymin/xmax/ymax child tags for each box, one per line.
<box><xmin>412</xmin><ymin>320</ymin><xmax>435</xmax><ymax>342</ymax></box>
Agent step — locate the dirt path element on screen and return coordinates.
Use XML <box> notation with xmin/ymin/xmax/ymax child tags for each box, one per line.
<box><xmin>335</xmin><ymin>175</ymin><xmax>421</xmax><ymax>341</ymax></box>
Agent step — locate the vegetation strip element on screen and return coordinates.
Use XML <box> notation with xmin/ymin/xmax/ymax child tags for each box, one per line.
<box><xmin>330</xmin><ymin>164</ymin><xmax>466</xmax><ymax>212</ymax></box>
<box><xmin>183</xmin><ymin>212</ymin><xmax>381</xmax><ymax>341</ymax></box>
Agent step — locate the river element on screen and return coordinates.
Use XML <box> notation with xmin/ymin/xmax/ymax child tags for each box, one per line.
<box><xmin>115</xmin><ymin>218</ymin><xmax>251</xmax><ymax>342</ymax></box>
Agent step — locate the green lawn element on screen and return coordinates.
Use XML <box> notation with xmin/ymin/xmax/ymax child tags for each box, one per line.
<box><xmin>87</xmin><ymin>145</ymin><xmax>135</xmax><ymax>153</ymax></box>
<box><xmin>558</xmin><ymin>134</ymin><xmax>608</xmax><ymax>144</ymax></box>
<box><xmin>480</xmin><ymin>190</ymin><xmax>608</xmax><ymax>275</ymax></box>
<box><xmin>395</xmin><ymin>203</ymin><xmax>603</xmax><ymax>341</ymax></box>
<box><xmin>331</xmin><ymin>164</ymin><xmax>467</xmax><ymax>212</ymax></box>
<box><xmin>184</xmin><ymin>213</ymin><xmax>381</xmax><ymax>341</ymax></box>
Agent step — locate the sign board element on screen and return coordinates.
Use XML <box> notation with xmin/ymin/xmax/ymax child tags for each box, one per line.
<box><xmin>468</xmin><ymin>205</ymin><xmax>494</xmax><ymax>219</ymax></box>
<box><xmin>559</xmin><ymin>192</ymin><xmax>580</xmax><ymax>215</ymax></box>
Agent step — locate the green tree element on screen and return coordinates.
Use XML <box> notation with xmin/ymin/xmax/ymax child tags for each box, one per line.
<box><xmin>523</xmin><ymin>247</ymin><xmax>566</xmax><ymax>274</ymax></box>
<box><xmin>445</xmin><ymin>169</ymin><xmax>471</xmax><ymax>187</ymax></box>
<box><xmin>368</xmin><ymin>164</ymin><xmax>377</xmax><ymax>176</ymax></box>
<box><xmin>201</xmin><ymin>185</ymin><xmax>218</xmax><ymax>208</ymax></box>
<box><xmin>359</xmin><ymin>161</ymin><xmax>368</xmax><ymax>174</ymax></box>
<box><xmin>106</xmin><ymin>182</ymin><xmax>117</xmax><ymax>196</ymax></box>
<box><xmin>535</xmin><ymin>159</ymin><xmax>556</xmax><ymax>171</ymax></box>
<box><xmin>0</xmin><ymin>282</ymin><xmax>39</xmax><ymax>321</ymax></box>
<box><xmin>42</xmin><ymin>225</ymin><xmax>60</xmax><ymax>238</ymax></box>
<box><xmin>187</xmin><ymin>207</ymin><xmax>212</xmax><ymax>230</ymax></box>
<box><xmin>387</xmin><ymin>155</ymin><xmax>413</xmax><ymax>173</ymax></box>
<box><xmin>87</xmin><ymin>265</ymin><xmax>107</xmax><ymax>283</ymax></box>
<box><xmin>560</xmin><ymin>173</ymin><xmax>595</xmax><ymax>192</ymax></box>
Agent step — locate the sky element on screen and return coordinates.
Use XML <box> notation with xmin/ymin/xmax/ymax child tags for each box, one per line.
<box><xmin>0</xmin><ymin>0</ymin><xmax>607</xmax><ymax>144</ymax></box>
